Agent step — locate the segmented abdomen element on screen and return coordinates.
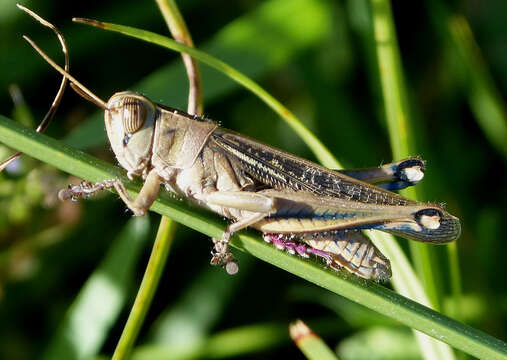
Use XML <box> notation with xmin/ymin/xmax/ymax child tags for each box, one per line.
<box><xmin>301</xmin><ymin>231</ymin><xmax>391</xmax><ymax>281</ymax></box>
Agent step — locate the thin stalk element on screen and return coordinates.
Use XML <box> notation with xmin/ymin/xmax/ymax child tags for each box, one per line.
<box><xmin>290</xmin><ymin>320</ymin><xmax>339</xmax><ymax>360</ymax></box>
<box><xmin>113</xmin><ymin>2</ymin><xmax>202</xmax><ymax>358</ymax></box>
<box><xmin>155</xmin><ymin>0</ymin><xmax>203</xmax><ymax>116</ymax></box>
<box><xmin>112</xmin><ymin>217</ymin><xmax>177</xmax><ymax>360</ymax></box>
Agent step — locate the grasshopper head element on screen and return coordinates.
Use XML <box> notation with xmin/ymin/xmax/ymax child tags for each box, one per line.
<box><xmin>105</xmin><ymin>92</ymin><xmax>157</xmax><ymax>177</ymax></box>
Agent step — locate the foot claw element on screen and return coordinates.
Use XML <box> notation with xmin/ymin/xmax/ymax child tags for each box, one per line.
<box><xmin>210</xmin><ymin>237</ymin><xmax>238</xmax><ymax>274</ymax></box>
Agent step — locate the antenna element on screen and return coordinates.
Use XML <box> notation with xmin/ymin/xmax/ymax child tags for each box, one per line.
<box><xmin>22</xmin><ymin>35</ymin><xmax>108</xmax><ymax>110</ymax></box>
<box><xmin>0</xmin><ymin>5</ymin><xmax>69</xmax><ymax>172</ymax></box>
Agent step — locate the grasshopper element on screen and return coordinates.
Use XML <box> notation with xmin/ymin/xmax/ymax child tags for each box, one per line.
<box><xmin>15</xmin><ymin>9</ymin><xmax>460</xmax><ymax>281</ymax></box>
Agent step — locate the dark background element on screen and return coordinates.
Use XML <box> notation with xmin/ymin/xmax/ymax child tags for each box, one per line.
<box><xmin>0</xmin><ymin>1</ymin><xmax>506</xmax><ymax>359</ymax></box>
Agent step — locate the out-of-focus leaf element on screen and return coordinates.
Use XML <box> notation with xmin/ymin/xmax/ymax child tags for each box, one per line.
<box><xmin>41</xmin><ymin>217</ymin><xmax>150</xmax><ymax>360</ymax></box>
<box><xmin>337</xmin><ymin>327</ymin><xmax>421</xmax><ymax>360</ymax></box>
<box><xmin>148</xmin><ymin>257</ymin><xmax>252</xmax><ymax>350</ymax></box>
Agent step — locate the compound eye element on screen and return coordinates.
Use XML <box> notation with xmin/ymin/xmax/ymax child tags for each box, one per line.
<box><xmin>122</xmin><ymin>98</ymin><xmax>146</xmax><ymax>134</ymax></box>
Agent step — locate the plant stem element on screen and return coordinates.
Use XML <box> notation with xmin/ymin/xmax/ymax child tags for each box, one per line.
<box><xmin>112</xmin><ymin>217</ymin><xmax>177</xmax><ymax>360</ymax></box>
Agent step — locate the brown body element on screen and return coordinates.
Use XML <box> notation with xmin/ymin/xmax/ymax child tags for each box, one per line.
<box><xmin>97</xmin><ymin>93</ymin><xmax>460</xmax><ymax>280</ymax></box>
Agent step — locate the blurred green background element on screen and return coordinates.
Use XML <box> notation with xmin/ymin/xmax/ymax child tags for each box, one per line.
<box><xmin>0</xmin><ymin>0</ymin><xmax>506</xmax><ymax>359</ymax></box>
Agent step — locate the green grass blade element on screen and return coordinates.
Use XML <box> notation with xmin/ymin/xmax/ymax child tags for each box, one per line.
<box><xmin>0</xmin><ymin>116</ymin><xmax>506</xmax><ymax>359</ymax></box>
<box><xmin>337</xmin><ymin>327</ymin><xmax>420</xmax><ymax>359</ymax></box>
<box><xmin>111</xmin><ymin>2</ymin><xmax>199</xmax><ymax>359</ymax></box>
<box><xmin>72</xmin><ymin>15</ymin><xmax>339</xmax><ymax>169</ymax></box>
<box><xmin>112</xmin><ymin>217</ymin><xmax>177</xmax><ymax>360</ymax></box>
<box><xmin>147</xmin><ymin>261</ymin><xmax>253</xmax><ymax>355</ymax></box>
<box><xmin>447</xmin><ymin>13</ymin><xmax>507</xmax><ymax>159</ymax></box>
<box><xmin>372</xmin><ymin>0</ymin><xmax>446</xmax><ymax>344</ymax></box>
<box><xmin>370</xmin><ymin>3</ymin><xmax>449</xmax><ymax>358</ymax></box>
<box><xmin>370</xmin><ymin>0</ymin><xmax>413</xmax><ymax>159</ymax></box>
<box><xmin>65</xmin><ymin>0</ymin><xmax>336</xmax><ymax>150</ymax></box>
<box><xmin>427</xmin><ymin>0</ymin><xmax>505</xmax><ymax>326</ymax></box>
